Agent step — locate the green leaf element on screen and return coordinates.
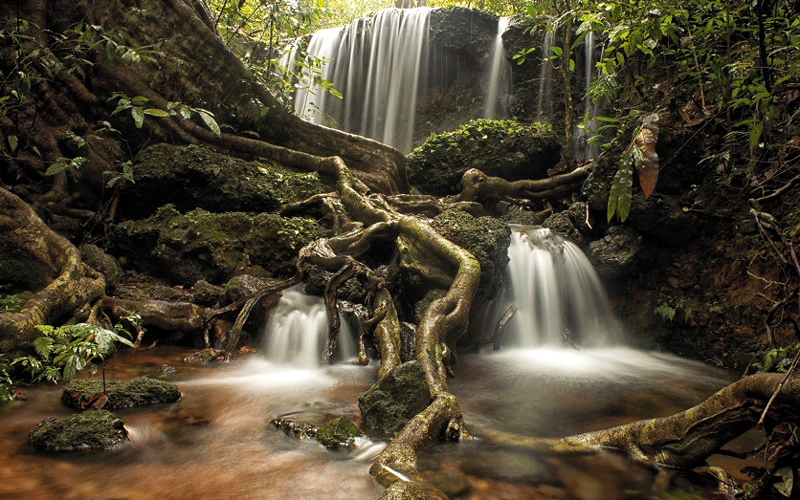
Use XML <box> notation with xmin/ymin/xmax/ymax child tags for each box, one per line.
<box><xmin>17</xmin><ymin>73</ymin><xmax>30</xmax><ymax>99</ymax></box>
<box><xmin>8</xmin><ymin>135</ymin><xmax>18</xmax><ymax>153</ymax></box>
<box><xmin>106</xmin><ymin>40</ymin><xmax>117</xmax><ymax>62</ymax></box>
<box><xmin>750</xmin><ymin>121</ymin><xmax>764</xmax><ymax>149</ymax></box>
<box><xmin>774</xmin><ymin>466</ymin><xmax>794</xmax><ymax>497</ymax></box>
<box><xmin>198</xmin><ymin>110</ymin><xmax>221</xmax><ymax>138</ymax></box>
<box><xmin>550</xmin><ymin>46</ymin><xmax>563</xmax><ymax>57</ymax></box>
<box><xmin>131</xmin><ymin>106</ymin><xmax>144</xmax><ymax>128</ymax></box>
<box><xmin>45</xmin><ymin>160</ymin><xmax>69</xmax><ymax>176</ymax></box>
<box><xmin>569</xmin><ymin>58</ymin><xmax>575</xmax><ymax>72</ymax></box>
<box><xmin>131</xmin><ymin>95</ymin><xmax>150</xmax><ymax>106</ymax></box>
<box><xmin>143</xmin><ymin>108</ymin><xmax>169</xmax><ymax>117</ymax></box>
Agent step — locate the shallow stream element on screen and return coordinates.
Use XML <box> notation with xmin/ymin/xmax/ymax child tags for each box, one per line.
<box><xmin>0</xmin><ymin>345</ymin><xmax>745</xmax><ymax>500</ymax></box>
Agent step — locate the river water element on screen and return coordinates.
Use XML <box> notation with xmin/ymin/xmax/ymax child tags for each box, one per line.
<box><xmin>0</xmin><ymin>345</ymin><xmax>741</xmax><ymax>500</ymax></box>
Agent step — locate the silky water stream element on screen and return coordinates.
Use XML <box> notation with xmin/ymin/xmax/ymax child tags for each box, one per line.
<box><xmin>0</xmin><ymin>228</ymin><xmax>744</xmax><ymax>499</ymax></box>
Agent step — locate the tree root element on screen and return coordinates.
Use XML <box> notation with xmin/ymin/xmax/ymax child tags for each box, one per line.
<box><xmin>484</xmin><ymin>372</ymin><xmax>800</xmax><ymax>469</ymax></box>
<box><xmin>0</xmin><ymin>187</ymin><xmax>106</xmax><ymax>356</ymax></box>
<box><xmin>449</xmin><ymin>166</ymin><xmax>590</xmax><ymax>204</ymax></box>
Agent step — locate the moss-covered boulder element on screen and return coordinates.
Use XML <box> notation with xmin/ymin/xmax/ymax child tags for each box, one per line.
<box><xmin>430</xmin><ymin>210</ymin><xmax>511</xmax><ymax>303</ymax></box>
<box><xmin>61</xmin><ymin>377</ymin><xmax>181</xmax><ymax>410</ymax></box>
<box><xmin>109</xmin><ymin>205</ymin><xmax>319</xmax><ymax>286</ymax></box>
<box><xmin>407</xmin><ymin>119</ymin><xmax>560</xmax><ymax>196</ymax></box>
<box><xmin>116</xmin><ymin>143</ymin><xmax>331</xmax><ymax>219</ymax></box>
<box><xmin>27</xmin><ymin>410</ymin><xmax>127</xmax><ymax>452</ymax></box>
<box><xmin>315</xmin><ymin>416</ymin><xmax>362</xmax><ymax>448</ymax></box>
<box><xmin>358</xmin><ymin>361</ymin><xmax>431</xmax><ymax>436</ymax></box>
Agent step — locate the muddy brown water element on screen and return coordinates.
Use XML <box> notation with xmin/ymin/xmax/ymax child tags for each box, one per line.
<box><xmin>0</xmin><ymin>346</ymin><xmax>752</xmax><ymax>500</ymax></box>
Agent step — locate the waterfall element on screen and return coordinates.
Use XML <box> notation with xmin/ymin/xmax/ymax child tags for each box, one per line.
<box><xmin>576</xmin><ymin>30</ymin><xmax>599</xmax><ymax>162</ymax></box>
<box><xmin>262</xmin><ymin>285</ymin><xmax>356</xmax><ymax>368</ymax></box>
<box><xmin>485</xmin><ymin>227</ymin><xmax>622</xmax><ymax>347</ymax></box>
<box><xmin>286</xmin><ymin>8</ymin><xmax>431</xmax><ymax>152</ymax></box>
<box><xmin>536</xmin><ymin>29</ymin><xmax>556</xmax><ymax>122</ymax></box>
<box><xmin>293</xmin><ymin>28</ymin><xmax>342</xmax><ymax>125</ymax></box>
<box><xmin>483</xmin><ymin>16</ymin><xmax>511</xmax><ymax>118</ymax></box>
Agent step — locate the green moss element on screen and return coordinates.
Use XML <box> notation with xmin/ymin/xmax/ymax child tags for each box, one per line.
<box><xmin>315</xmin><ymin>416</ymin><xmax>361</xmax><ymax>448</ymax></box>
<box><xmin>431</xmin><ymin>210</ymin><xmax>511</xmax><ymax>302</ymax></box>
<box><xmin>61</xmin><ymin>377</ymin><xmax>181</xmax><ymax>410</ymax></box>
<box><xmin>407</xmin><ymin>119</ymin><xmax>559</xmax><ymax>196</ymax></box>
<box><xmin>111</xmin><ymin>207</ymin><xmax>319</xmax><ymax>285</ymax></box>
<box><xmin>27</xmin><ymin>410</ymin><xmax>127</xmax><ymax>451</ymax></box>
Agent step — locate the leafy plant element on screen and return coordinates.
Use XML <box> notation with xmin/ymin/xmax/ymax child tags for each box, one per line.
<box><xmin>607</xmin><ymin>112</ymin><xmax>660</xmax><ymax>222</ymax></box>
<box><xmin>12</xmin><ymin>316</ymin><xmax>139</xmax><ymax>386</ymax></box>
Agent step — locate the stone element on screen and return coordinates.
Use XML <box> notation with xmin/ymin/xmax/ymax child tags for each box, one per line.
<box><xmin>589</xmin><ymin>225</ymin><xmax>644</xmax><ymax>280</ymax></box>
<box><xmin>61</xmin><ymin>377</ymin><xmax>181</xmax><ymax>410</ymax></box>
<box><xmin>358</xmin><ymin>361</ymin><xmax>431</xmax><ymax>436</ymax></box>
<box><xmin>116</xmin><ymin>143</ymin><xmax>331</xmax><ymax>219</ymax></box>
<box><xmin>407</xmin><ymin>119</ymin><xmax>560</xmax><ymax>196</ymax></box>
<box><xmin>315</xmin><ymin>416</ymin><xmax>362</xmax><ymax>448</ymax></box>
<box><xmin>27</xmin><ymin>410</ymin><xmax>127</xmax><ymax>452</ymax></box>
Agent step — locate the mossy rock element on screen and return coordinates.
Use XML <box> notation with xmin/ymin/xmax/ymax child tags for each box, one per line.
<box><xmin>116</xmin><ymin>143</ymin><xmax>331</xmax><ymax>219</ymax></box>
<box><xmin>315</xmin><ymin>416</ymin><xmax>361</xmax><ymax>448</ymax></box>
<box><xmin>110</xmin><ymin>205</ymin><xmax>318</xmax><ymax>286</ymax></box>
<box><xmin>429</xmin><ymin>7</ymin><xmax>496</xmax><ymax>56</ymax></box>
<box><xmin>358</xmin><ymin>361</ymin><xmax>431</xmax><ymax>436</ymax></box>
<box><xmin>27</xmin><ymin>410</ymin><xmax>127</xmax><ymax>452</ymax></box>
<box><xmin>407</xmin><ymin>119</ymin><xmax>560</xmax><ymax>196</ymax></box>
<box><xmin>61</xmin><ymin>377</ymin><xmax>181</xmax><ymax>410</ymax></box>
<box><xmin>430</xmin><ymin>210</ymin><xmax>511</xmax><ymax>302</ymax></box>
<box><xmin>80</xmin><ymin>244</ymin><xmax>122</xmax><ymax>292</ymax></box>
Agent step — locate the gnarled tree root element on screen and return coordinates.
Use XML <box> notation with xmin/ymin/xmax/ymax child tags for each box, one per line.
<box><xmin>485</xmin><ymin>372</ymin><xmax>800</xmax><ymax>470</ymax></box>
<box><xmin>0</xmin><ymin>187</ymin><xmax>105</xmax><ymax>355</ymax></box>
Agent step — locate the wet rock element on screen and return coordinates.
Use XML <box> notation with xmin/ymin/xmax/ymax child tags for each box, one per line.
<box><xmin>116</xmin><ymin>143</ymin><xmax>331</xmax><ymax>219</ymax></box>
<box><xmin>189</xmin><ymin>279</ymin><xmax>223</xmax><ymax>306</ymax></box>
<box><xmin>589</xmin><ymin>225</ymin><xmax>644</xmax><ymax>280</ymax></box>
<box><xmin>626</xmin><ymin>193</ymin><xmax>698</xmax><ymax>246</ymax></box>
<box><xmin>182</xmin><ymin>348</ymin><xmax>226</xmax><ymax>365</ymax></box>
<box><xmin>61</xmin><ymin>377</ymin><xmax>181</xmax><ymax>410</ymax></box>
<box><xmin>429</xmin><ymin>7</ymin><xmax>496</xmax><ymax>56</ymax></box>
<box><xmin>303</xmin><ymin>265</ymin><xmax>367</xmax><ymax>304</ymax></box>
<box><xmin>221</xmin><ymin>274</ymin><xmax>265</xmax><ymax>304</ymax></box>
<box><xmin>27</xmin><ymin>410</ymin><xmax>127</xmax><ymax>452</ymax></box>
<box><xmin>430</xmin><ymin>210</ymin><xmax>511</xmax><ymax>302</ymax></box>
<box><xmin>358</xmin><ymin>361</ymin><xmax>431</xmax><ymax>436</ymax></box>
<box><xmin>80</xmin><ymin>244</ymin><xmax>122</xmax><ymax>292</ymax></box>
<box><xmin>315</xmin><ymin>416</ymin><xmax>362</xmax><ymax>448</ymax></box>
<box><xmin>109</xmin><ymin>205</ymin><xmax>319</xmax><ymax>286</ymax></box>
<box><xmin>407</xmin><ymin>119</ymin><xmax>560</xmax><ymax>196</ymax></box>
<box><xmin>543</xmin><ymin>203</ymin><xmax>591</xmax><ymax>246</ymax></box>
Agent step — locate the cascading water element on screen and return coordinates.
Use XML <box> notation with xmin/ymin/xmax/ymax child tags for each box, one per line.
<box><xmin>536</xmin><ymin>29</ymin><xmax>556</xmax><ymax>122</ymax></box>
<box><xmin>287</xmin><ymin>8</ymin><xmax>432</xmax><ymax>152</ymax></box>
<box><xmin>483</xmin><ymin>16</ymin><xmax>511</xmax><ymax>118</ymax></box>
<box><xmin>484</xmin><ymin>226</ymin><xmax>622</xmax><ymax>347</ymax></box>
<box><xmin>261</xmin><ymin>285</ymin><xmax>356</xmax><ymax>368</ymax></box>
<box><xmin>575</xmin><ymin>30</ymin><xmax>600</xmax><ymax>162</ymax></box>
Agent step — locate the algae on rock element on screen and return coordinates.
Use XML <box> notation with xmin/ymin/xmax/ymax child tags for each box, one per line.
<box><xmin>61</xmin><ymin>376</ymin><xmax>181</xmax><ymax>410</ymax></box>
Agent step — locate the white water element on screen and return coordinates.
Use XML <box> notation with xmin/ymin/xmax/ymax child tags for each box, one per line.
<box><xmin>485</xmin><ymin>226</ymin><xmax>622</xmax><ymax>347</ymax></box>
<box><xmin>536</xmin><ymin>29</ymin><xmax>556</xmax><ymax>122</ymax></box>
<box><xmin>261</xmin><ymin>285</ymin><xmax>357</xmax><ymax>368</ymax></box>
<box><xmin>288</xmin><ymin>8</ymin><xmax>431</xmax><ymax>152</ymax></box>
<box><xmin>576</xmin><ymin>30</ymin><xmax>600</xmax><ymax>162</ymax></box>
<box><xmin>483</xmin><ymin>16</ymin><xmax>511</xmax><ymax>118</ymax></box>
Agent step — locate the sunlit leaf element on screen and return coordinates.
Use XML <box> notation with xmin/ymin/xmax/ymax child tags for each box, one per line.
<box><xmin>198</xmin><ymin>110</ymin><xmax>221</xmax><ymax>138</ymax></box>
<box><xmin>633</xmin><ymin>114</ymin><xmax>660</xmax><ymax>198</ymax></box>
<box><xmin>7</xmin><ymin>135</ymin><xmax>18</xmax><ymax>153</ymax></box>
<box><xmin>143</xmin><ymin>108</ymin><xmax>169</xmax><ymax>117</ymax></box>
<box><xmin>131</xmin><ymin>106</ymin><xmax>144</xmax><ymax>128</ymax></box>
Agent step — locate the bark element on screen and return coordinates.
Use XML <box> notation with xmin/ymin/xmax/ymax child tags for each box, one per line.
<box><xmin>0</xmin><ymin>187</ymin><xmax>105</xmax><ymax>356</ymax></box>
<box><xmin>486</xmin><ymin>372</ymin><xmax>800</xmax><ymax>469</ymax></box>
<box><xmin>449</xmin><ymin>166</ymin><xmax>590</xmax><ymax>204</ymax></box>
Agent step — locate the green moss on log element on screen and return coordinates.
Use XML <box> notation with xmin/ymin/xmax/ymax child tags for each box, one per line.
<box><xmin>61</xmin><ymin>376</ymin><xmax>181</xmax><ymax>410</ymax></box>
<box><xmin>315</xmin><ymin>416</ymin><xmax>362</xmax><ymax>447</ymax></box>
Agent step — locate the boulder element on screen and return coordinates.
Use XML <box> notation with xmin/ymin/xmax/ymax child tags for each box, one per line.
<box><xmin>315</xmin><ymin>416</ymin><xmax>362</xmax><ymax>448</ymax></box>
<box><xmin>80</xmin><ymin>244</ymin><xmax>122</xmax><ymax>292</ymax></box>
<box><xmin>61</xmin><ymin>376</ymin><xmax>181</xmax><ymax>410</ymax></box>
<box><xmin>589</xmin><ymin>225</ymin><xmax>645</xmax><ymax>280</ymax></box>
<box><xmin>407</xmin><ymin>119</ymin><xmax>560</xmax><ymax>196</ymax></box>
<box><xmin>27</xmin><ymin>410</ymin><xmax>127</xmax><ymax>452</ymax></box>
<box><xmin>109</xmin><ymin>205</ymin><xmax>319</xmax><ymax>286</ymax></box>
<box><xmin>116</xmin><ymin>143</ymin><xmax>332</xmax><ymax>219</ymax></box>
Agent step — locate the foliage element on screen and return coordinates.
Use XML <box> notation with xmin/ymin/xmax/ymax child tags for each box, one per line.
<box><xmin>607</xmin><ymin>112</ymin><xmax>660</xmax><ymax>222</ymax></box>
<box><xmin>11</xmin><ymin>317</ymin><xmax>139</xmax><ymax>386</ymax></box>
<box><xmin>749</xmin><ymin>343</ymin><xmax>800</xmax><ymax>374</ymax></box>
